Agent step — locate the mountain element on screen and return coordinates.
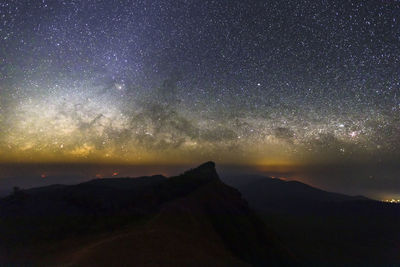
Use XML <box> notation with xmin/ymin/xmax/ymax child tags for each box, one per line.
<box><xmin>222</xmin><ymin>175</ymin><xmax>400</xmax><ymax>265</ymax></box>
<box><xmin>0</xmin><ymin>173</ymin><xmax>90</xmax><ymax>196</ymax></box>
<box><xmin>0</xmin><ymin>162</ymin><xmax>291</xmax><ymax>266</ymax></box>
<box><xmin>221</xmin><ymin>175</ymin><xmax>369</xmax><ymax>214</ymax></box>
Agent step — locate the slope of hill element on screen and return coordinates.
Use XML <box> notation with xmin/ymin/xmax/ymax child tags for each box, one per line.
<box><xmin>222</xmin><ymin>175</ymin><xmax>369</xmax><ymax>213</ymax></box>
<box><xmin>222</xmin><ymin>175</ymin><xmax>400</xmax><ymax>265</ymax></box>
<box><xmin>0</xmin><ymin>162</ymin><xmax>291</xmax><ymax>266</ymax></box>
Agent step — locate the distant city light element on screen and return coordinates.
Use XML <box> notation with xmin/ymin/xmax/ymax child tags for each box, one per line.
<box><xmin>383</xmin><ymin>199</ymin><xmax>400</xmax><ymax>203</ymax></box>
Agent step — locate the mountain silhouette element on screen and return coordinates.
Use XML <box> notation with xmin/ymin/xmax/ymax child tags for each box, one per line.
<box><xmin>222</xmin><ymin>175</ymin><xmax>369</xmax><ymax>213</ymax></box>
<box><xmin>222</xmin><ymin>175</ymin><xmax>400</xmax><ymax>265</ymax></box>
<box><xmin>0</xmin><ymin>162</ymin><xmax>291</xmax><ymax>266</ymax></box>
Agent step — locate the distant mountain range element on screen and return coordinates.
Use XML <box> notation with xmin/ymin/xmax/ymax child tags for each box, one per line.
<box><xmin>221</xmin><ymin>175</ymin><xmax>370</xmax><ymax>213</ymax></box>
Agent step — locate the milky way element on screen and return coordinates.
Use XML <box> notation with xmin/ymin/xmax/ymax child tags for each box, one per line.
<box><xmin>1</xmin><ymin>0</ymin><xmax>399</xmax><ymax>167</ymax></box>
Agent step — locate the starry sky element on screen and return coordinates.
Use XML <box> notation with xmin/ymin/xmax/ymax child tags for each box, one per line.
<box><xmin>0</xmin><ymin>1</ymin><xmax>399</xmax><ymax>198</ymax></box>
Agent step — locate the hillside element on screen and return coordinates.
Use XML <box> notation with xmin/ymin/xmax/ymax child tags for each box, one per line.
<box><xmin>222</xmin><ymin>175</ymin><xmax>400</xmax><ymax>265</ymax></box>
<box><xmin>222</xmin><ymin>175</ymin><xmax>369</xmax><ymax>213</ymax></box>
<box><xmin>0</xmin><ymin>162</ymin><xmax>291</xmax><ymax>266</ymax></box>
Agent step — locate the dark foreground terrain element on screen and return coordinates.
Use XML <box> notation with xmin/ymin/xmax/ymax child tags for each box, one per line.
<box><xmin>1</xmin><ymin>163</ymin><xmax>399</xmax><ymax>266</ymax></box>
<box><xmin>223</xmin><ymin>175</ymin><xmax>400</xmax><ymax>266</ymax></box>
<box><xmin>0</xmin><ymin>162</ymin><xmax>290</xmax><ymax>266</ymax></box>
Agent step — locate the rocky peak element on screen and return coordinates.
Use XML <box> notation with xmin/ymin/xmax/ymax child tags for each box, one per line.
<box><xmin>180</xmin><ymin>161</ymin><xmax>219</xmax><ymax>183</ymax></box>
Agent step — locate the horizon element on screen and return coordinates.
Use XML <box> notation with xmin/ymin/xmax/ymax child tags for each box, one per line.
<box><xmin>1</xmin><ymin>161</ymin><xmax>399</xmax><ymax>201</ymax></box>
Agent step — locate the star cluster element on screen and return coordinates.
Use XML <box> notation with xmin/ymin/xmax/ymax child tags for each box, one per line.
<box><xmin>1</xmin><ymin>0</ymin><xmax>399</xmax><ymax>167</ymax></box>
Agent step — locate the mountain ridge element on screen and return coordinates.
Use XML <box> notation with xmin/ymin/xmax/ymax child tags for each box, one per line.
<box><xmin>0</xmin><ymin>161</ymin><xmax>291</xmax><ymax>266</ymax></box>
<box><xmin>222</xmin><ymin>174</ymin><xmax>400</xmax><ymax>265</ymax></box>
<box><xmin>221</xmin><ymin>174</ymin><xmax>371</xmax><ymax>213</ymax></box>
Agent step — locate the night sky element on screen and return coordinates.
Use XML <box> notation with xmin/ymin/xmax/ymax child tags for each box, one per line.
<box><xmin>0</xmin><ymin>1</ymin><xmax>399</xmax><ymax>199</ymax></box>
